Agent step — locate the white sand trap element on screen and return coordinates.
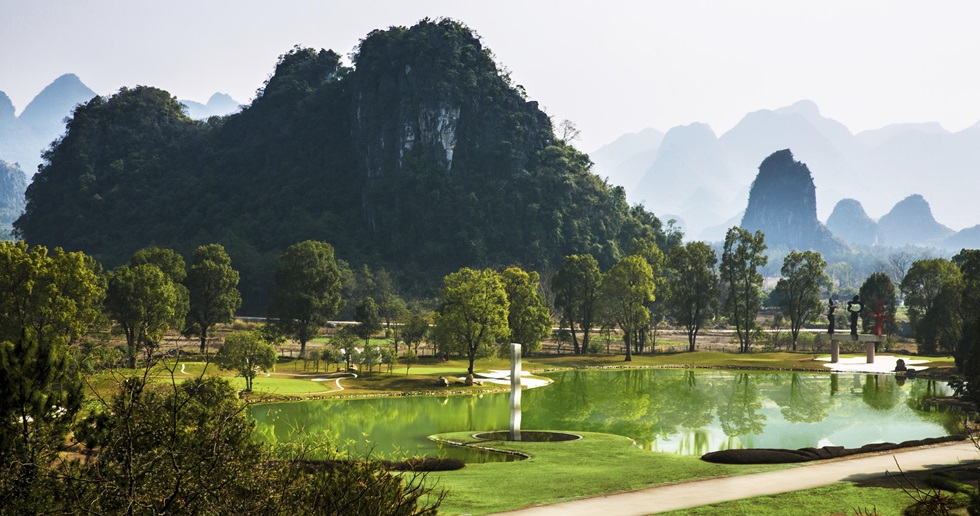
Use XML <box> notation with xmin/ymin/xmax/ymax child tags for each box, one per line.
<box><xmin>815</xmin><ymin>355</ymin><xmax>930</xmax><ymax>373</ymax></box>
<box><xmin>475</xmin><ymin>370</ymin><xmax>552</xmax><ymax>388</ymax></box>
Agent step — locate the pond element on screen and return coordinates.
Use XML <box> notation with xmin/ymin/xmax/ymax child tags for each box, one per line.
<box><xmin>248</xmin><ymin>369</ymin><xmax>960</xmax><ymax>461</ymax></box>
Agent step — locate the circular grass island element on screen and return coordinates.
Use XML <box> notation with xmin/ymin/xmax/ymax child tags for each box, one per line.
<box><xmin>473</xmin><ymin>430</ymin><xmax>581</xmax><ymax>442</ymax></box>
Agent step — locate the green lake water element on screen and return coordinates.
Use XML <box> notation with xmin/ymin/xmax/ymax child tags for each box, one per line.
<box><xmin>248</xmin><ymin>369</ymin><xmax>959</xmax><ymax>461</ymax></box>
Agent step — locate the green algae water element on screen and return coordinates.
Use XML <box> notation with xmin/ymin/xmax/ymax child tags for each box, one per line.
<box><xmin>248</xmin><ymin>369</ymin><xmax>960</xmax><ymax>461</ymax></box>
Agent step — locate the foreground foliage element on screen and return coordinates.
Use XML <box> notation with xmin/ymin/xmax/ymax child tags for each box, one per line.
<box><xmin>3</xmin><ymin>373</ymin><xmax>444</xmax><ymax>514</ymax></box>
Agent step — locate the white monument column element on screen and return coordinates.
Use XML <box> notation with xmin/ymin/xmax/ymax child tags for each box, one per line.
<box><xmin>510</xmin><ymin>343</ymin><xmax>522</xmax><ymax>441</ymax></box>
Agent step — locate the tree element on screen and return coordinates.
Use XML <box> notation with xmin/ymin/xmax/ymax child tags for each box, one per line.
<box><xmin>380</xmin><ymin>347</ymin><xmax>397</xmax><ymax>374</ymax></box>
<box><xmin>332</xmin><ymin>325</ymin><xmax>360</xmax><ymax>371</ymax></box>
<box><xmin>131</xmin><ymin>245</ymin><xmax>190</xmax><ymax>329</ymax></box>
<box><xmin>773</xmin><ymin>250</ymin><xmax>829</xmax><ymax>350</ymax></box>
<box><xmin>354</xmin><ymin>297</ymin><xmax>383</xmax><ymax>349</ymax></box>
<box><xmin>433</xmin><ymin>268</ymin><xmax>509</xmax><ymax>375</ymax></box>
<box><xmin>666</xmin><ymin>241</ymin><xmax>720</xmax><ymax>352</ymax></box>
<box><xmin>858</xmin><ymin>272</ymin><xmax>897</xmax><ymax>335</ymax></box>
<box><xmin>185</xmin><ymin>244</ymin><xmax>242</xmax><ymax>353</ymax></box>
<box><xmin>501</xmin><ymin>267</ymin><xmax>552</xmax><ymax>356</ymax></box>
<box><xmin>0</xmin><ymin>242</ymin><xmax>103</xmax><ymax>501</ymax></box>
<box><xmin>404</xmin><ymin>349</ymin><xmax>418</xmax><ymax>374</ymax></box>
<box><xmin>309</xmin><ymin>349</ymin><xmax>322</xmax><ymax>372</ymax></box>
<box><xmin>360</xmin><ymin>345</ymin><xmax>381</xmax><ymax>373</ymax></box>
<box><xmin>401</xmin><ymin>306</ymin><xmax>431</xmax><ymax>356</ymax></box>
<box><xmin>631</xmin><ymin>235</ymin><xmax>669</xmax><ymax>353</ymax></box>
<box><xmin>105</xmin><ymin>263</ymin><xmax>184</xmax><ymax>368</ymax></box>
<box><xmin>268</xmin><ymin>241</ymin><xmax>344</xmax><ymax>357</ymax></box>
<box><xmin>75</xmin><ymin>376</ymin><xmax>270</xmax><ymax>513</ymax></box>
<box><xmin>720</xmin><ymin>227</ymin><xmax>768</xmax><ymax>353</ymax></box>
<box><xmin>888</xmin><ymin>249</ymin><xmax>919</xmax><ymax>289</ymax></box>
<box><xmin>216</xmin><ymin>330</ymin><xmax>277</xmax><ymax>392</ymax></box>
<box><xmin>373</xmin><ymin>268</ymin><xmax>407</xmax><ymax>342</ymax></box>
<box><xmin>551</xmin><ymin>254</ymin><xmax>602</xmax><ymax>354</ymax></box>
<box><xmin>901</xmin><ymin>258</ymin><xmax>963</xmax><ymax>355</ymax></box>
<box><xmin>599</xmin><ymin>255</ymin><xmax>655</xmax><ymax>362</ymax></box>
<box><xmin>954</xmin><ymin>250</ymin><xmax>980</xmax><ymax>377</ymax></box>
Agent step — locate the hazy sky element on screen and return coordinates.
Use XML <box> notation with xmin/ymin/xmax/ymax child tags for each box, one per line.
<box><xmin>3</xmin><ymin>0</ymin><xmax>980</xmax><ymax>152</ymax></box>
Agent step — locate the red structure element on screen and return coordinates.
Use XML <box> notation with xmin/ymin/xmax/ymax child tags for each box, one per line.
<box><xmin>869</xmin><ymin>300</ymin><xmax>891</xmax><ymax>336</ymax></box>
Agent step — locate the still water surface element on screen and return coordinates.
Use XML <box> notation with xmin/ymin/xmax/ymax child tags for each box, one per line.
<box><xmin>249</xmin><ymin>369</ymin><xmax>958</xmax><ymax>461</ymax></box>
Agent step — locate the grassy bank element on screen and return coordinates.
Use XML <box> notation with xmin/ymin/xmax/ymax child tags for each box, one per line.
<box><xmin>82</xmin><ymin>350</ymin><xmax>957</xmax><ymax>402</ymax></box>
<box><xmin>658</xmin><ymin>482</ymin><xmax>914</xmax><ymax>515</ymax></box>
<box><xmin>425</xmin><ymin>431</ymin><xmax>789</xmax><ymax>515</ymax></box>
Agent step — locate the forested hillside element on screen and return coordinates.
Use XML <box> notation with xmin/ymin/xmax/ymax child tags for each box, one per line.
<box><xmin>15</xmin><ymin>19</ymin><xmax>667</xmax><ymax>313</ymax></box>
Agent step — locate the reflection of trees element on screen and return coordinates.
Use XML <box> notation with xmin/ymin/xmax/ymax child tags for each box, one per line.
<box><xmin>718</xmin><ymin>374</ymin><xmax>765</xmax><ymax>437</ymax></box>
<box><xmin>905</xmin><ymin>379</ymin><xmax>964</xmax><ymax>435</ymax></box>
<box><xmin>662</xmin><ymin>371</ymin><xmax>716</xmax><ymax>430</ymax></box>
<box><xmin>861</xmin><ymin>374</ymin><xmax>900</xmax><ymax>411</ymax></box>
<box><xmin>778</xmin><ymin>373</ymin><xmax>830</xmax><ymax>423</ymax></box>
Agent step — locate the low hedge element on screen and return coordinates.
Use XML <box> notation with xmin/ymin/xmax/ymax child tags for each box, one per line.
<box><xmin>281</xmin><ymin>457</ymin><xmax>465</xmax><ymax>473</ymax></box>
<box><xmin>701</xmin><ymin>435</ymin><xmax>965</xmax><ymax>464</ymax></box>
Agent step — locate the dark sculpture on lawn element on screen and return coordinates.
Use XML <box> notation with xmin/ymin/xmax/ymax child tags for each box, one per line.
<box><xmin>846</xmin><ymin>295</ymin><xmax>862</xmax><ymax>337</ymax></box>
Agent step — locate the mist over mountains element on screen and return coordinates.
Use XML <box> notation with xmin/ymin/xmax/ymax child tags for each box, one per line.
<box><xmin>592</xmin><ymin>100</ymin><xmax>980</xmax><ymax>242</ymax></box>
<box><xmin>0</xmin><ymin>74</ymin><xmax>96</xmax><ymax>173</ymax></box>
<box><xmin>0</xmin><ymin>74</ymin><xmax>241</xmax><ymax>174</ymax></box>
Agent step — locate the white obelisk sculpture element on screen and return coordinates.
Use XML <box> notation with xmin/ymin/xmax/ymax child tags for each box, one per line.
<box><xmin>510</xmin><ymin>343</ymin><xmax>522</xmax><ymax>441</ymax></box>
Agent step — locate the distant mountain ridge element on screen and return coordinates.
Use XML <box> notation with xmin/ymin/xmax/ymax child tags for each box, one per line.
<box><xmin>0</xmin><ymin>74</ymin><xmax>242</xmax><ymax>173</ymax></box>
<box><xmin>0</xmin><ymin>74</ymin><xmax>97</xmax><ymax>173</ymax></box>
<box><xmin>826</xmin><ymin>198</ymin><xmax>880</xmax><ymax>247</ymax></box>
<box><xmin>592</xmin><ymin>100</ymin><xmax>980</xmax><ymax>244</ymax></box>
<box><xmin>180</xmin><ymin>92</ymin><xmax>241</xmax><ymax>119</ymax></box>
<box><xmin>877</xmin><ymin>194</ymin><xmax>954</xmax><ymax>248</ymax></box>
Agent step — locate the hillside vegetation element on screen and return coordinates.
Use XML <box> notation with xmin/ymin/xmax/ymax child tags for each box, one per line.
<box><xmin>15</xmin><ymin>19</ymin><xmax>667</xmax><ymax>312</ymax></box>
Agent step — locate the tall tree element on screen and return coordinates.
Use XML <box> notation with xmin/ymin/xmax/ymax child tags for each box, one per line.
<box><xmin>599</xmin><ymin>255</ymin><xmax>655</xmax><ymax>362</ymax></box>
<box><xmin>901</xmin><ymin>258</ymin><xmax>963</xmax><ymax>355</ymax></box>
<box><xmin>372</xmin><ymin>268</ymin><xmax>407</xmax><ymax>343</ymax></box>
<box><xmin>773</xmin><ymin>250</ymin><xmax>829</xmax><ymax>350</ymax></box>
<box><xmin>332</xmin><ymin>325</ymin><xmax>360</xmax><ymax>371</ymax></box>
<box><xmin>551</xmin><ymin>254</ymin><xmax>602</xmax><ymax>354</ymax></box>
<box><xmin>354</xmin><ymin>297</ymin><xmax>383</xmax><ymax>349</ymax></box>
<box><xmin>631</xmin><ymin>235</ymin><xmax>668</xmax><ymax>354</ymax></box>
<box><xmin>0</xmin><ymin>242</ymin><xmax>103</xmax><ymax>489</ymax></box>
<box><xmin>432</xmin><ymin>268</ymin><xmax>509</xmax><ymax>375</ymax></box>
<box><xmin>267</xmin><ymin>241</ymin><xmax>344</xmax><ymax>357</ymax></box>
<box><xmin>216</xmin><ymin>331</ymin><xmax>277</xmax><ymax>391</ymax></box>
<box><xmin>666</xmin><ymin>241</ymin><xmax>720</xmax><ymax>352</ymax></box>
<box><xmin>720</xmin><ymin>227</ymin><xmax>768</xmax><ymax>353</ymax></box>
<box><xmin>105</xmin><ymin>263</ymin><xmax>184</xmax><ymax>368</ymax></box>
<box><xmin>501</xmin><ymin>267</ymin><xmax>552</xmax><ymax>356</ymax></box>
<box><xmin>858</xmin><ymin>272</ymin><xmax>897</xmax><ymax>335</ymax></box>
<box><xmin>131</xmin><ymin>245</ymin><xmax>190</xmax><ymax>328</ymax></box>
<box><xmin>185</xmin><ymin>244</ymin><xmax>242</xmax><ymax>353</ymax></box>
<box><xmin>954</xmin><ymin>250</ymin><xmax>980</xmax><ymax>320</ymax></box>
<box><xmin>954</xmin><ymin>250</ymin><xmax>980</xmax><ymax>374</ymax></box>
<box><xmin>401</xmin><ymin>305</ymin><xmax>431</xmax><ymax>356</ymax></box>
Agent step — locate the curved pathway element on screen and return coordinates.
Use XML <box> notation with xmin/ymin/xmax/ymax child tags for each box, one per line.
<box><xmin>309</xmin><ymin>372</ymin><xmax>358</xmax><ymax>392</ymax></box>
<box><xmin>493</xmin><ymin>441</ymin><xmax>980</xmax><ymax>515</ymax></box>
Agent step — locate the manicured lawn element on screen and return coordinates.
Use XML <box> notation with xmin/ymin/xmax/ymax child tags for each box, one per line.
<box><xmin>425</xmin><ymin>431</ymin><xmax>789</xmax><ymax>515</ymax></box>
<box><xmin>657</xmin><ymin>482</ymin><xmax>929</xmax><ymax>515</ymax></box>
